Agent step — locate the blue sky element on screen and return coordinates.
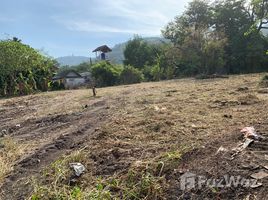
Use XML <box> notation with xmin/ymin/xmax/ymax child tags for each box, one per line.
<box><xmin>0</xmin><ymin>0</ymin><xmax>190</xmax><ymax>58</ymax></box>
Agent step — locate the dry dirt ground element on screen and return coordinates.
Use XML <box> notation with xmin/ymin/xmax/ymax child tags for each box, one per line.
<box><xmin>0</xmin><ymin>74</ymin><xmax>268</xmax><ymax>199</ymax></box>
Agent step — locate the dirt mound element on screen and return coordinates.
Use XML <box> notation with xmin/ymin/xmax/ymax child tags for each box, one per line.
<box><xmin>238</xmin><ymin>94</ymin><xmax>260</xmax><ymax>105</ymax></box>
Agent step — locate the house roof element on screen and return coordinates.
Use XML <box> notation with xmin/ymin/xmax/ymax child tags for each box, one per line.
<box><xmin>52</xmin><ymin>70</ymin><xmax>82</xmax><ymax>80</ymax></box>
<box><xmin>80</xmin><ymin>72</ymin><xmax>91</xmax><ymax>77</ymax></box>
<box><xmin>92</xmin><ymin>45</ymin><xmax>112</xmax><ymax>53</ymax></box>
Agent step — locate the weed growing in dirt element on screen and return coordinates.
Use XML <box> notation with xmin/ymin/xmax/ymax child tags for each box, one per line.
<box><xmin>30</xmin><ymin>149</ymin><xmax>93</xmax><ymax>200</ymax></box>
<box><xmin>29</xmin><ymin>146</ymin><xmax>190</xmax><ymax>200</ymax></box>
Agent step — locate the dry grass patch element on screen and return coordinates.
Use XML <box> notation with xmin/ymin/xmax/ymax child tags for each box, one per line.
<box><xmin>30</xmin><ymin>149</ymin><xmax>186</xmax><ymax>200</ymax></box>
<box><xmin>30</xmin><ymin>148</ymin><xmax>96</xmax><ymax>200</ymax></box>
<box><xmin>0</xmin><ymin>137</ymin><xmax>27</xmax><ymax>181</ymax></box>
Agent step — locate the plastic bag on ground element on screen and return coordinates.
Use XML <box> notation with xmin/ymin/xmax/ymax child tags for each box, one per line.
<box><xmin>240</xmin><ymin>127</ymin><xmax>260</xmax><ymax>140</ymax></box>
<box><xmin>69</xmin><ymin>163</ymin><xmax>86</xmax><ymax>177</ymax></box>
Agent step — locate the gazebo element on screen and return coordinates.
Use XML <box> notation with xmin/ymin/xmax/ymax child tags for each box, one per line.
<box><xmin>92</xmin><ymin>45</ymin><xmax>112</xmax><ymax>61</ymax></box>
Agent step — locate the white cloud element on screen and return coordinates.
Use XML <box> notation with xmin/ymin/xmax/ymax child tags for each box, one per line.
<box><xmin>54</xmin><ymin>18</ymin><xmax>161</xmax><ymax>35</ymax></box>
<box><xmin>52</xmin><ymin>0</ymin><xmax>190</xmax><ymax>36</ymax></box>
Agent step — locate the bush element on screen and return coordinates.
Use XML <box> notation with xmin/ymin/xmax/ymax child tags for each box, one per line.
<box><xmin>91</xmin><ymin>61</ymin><xmax>122</xmax><ymax>87</ymax></box>
<box><xmin>142</xmin><ymin>65</ymin><xmax>154</xmax><ymax>81</ymax></box>
<box><xmin>0</xmin><ymin>39</ymin><xmax>56</xmax><ymax>97</ymax></box>
<box><xmin>120</xmin><ymin>66</ymin><xmax>144</xmax><ymax>84</ymax></box>
<box><xmin>51</xmin><ymin>81</ymin><xmax>65</xmax><ymax>91</ymax></box>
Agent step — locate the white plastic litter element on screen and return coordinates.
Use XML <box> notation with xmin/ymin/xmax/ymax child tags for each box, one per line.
<box><xmin>240</xmin><ymin>127</ymin><xmax>259</xmax><ymax>140</ymax></box>
<box><xmin>241</xmin><ymin>138</ymin><xmax>254</xmax><ymax>150</ymax></box>
<box><xmin>250</xmin><ymin>171</ymin><xmax>268</xmax><ymax>180</ymax></box>
<box><xmin>69</xmin><ymin>163</ymin><xmax>86</xmax><ymax>177</ymax></box>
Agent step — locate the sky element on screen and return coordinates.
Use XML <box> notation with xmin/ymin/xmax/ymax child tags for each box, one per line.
<box><xmin>0</xmin><ymin>0</ymin><xmax>190</xmax><ymax>58</ymax></box>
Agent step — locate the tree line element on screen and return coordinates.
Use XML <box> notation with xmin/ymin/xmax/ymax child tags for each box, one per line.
<box><xmin>1</xmin><ymin>0</ymin><xmax>268</xmax><ymax>96</ymax></box>
<box><xmin>83</xmin><ymin>0</ymin><xmax>268</xmax><ymax>87</ymax></box>
<box><xmin>124</xmin><ymin>0</ymin><xmax>268</xmax><ymax>79</ymax></box>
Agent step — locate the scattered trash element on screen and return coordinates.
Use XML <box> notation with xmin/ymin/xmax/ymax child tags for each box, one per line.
<box><xmin>250</xmin><ymin>182</ymin><xmax>263</xmax><ymax>189</ymax></box>
<box><xmin>265</xmin><ymin>155</ymin><xmax>268</xmax><ymax>161</ymax></box>
<box><xmin>263</xmin><ymin>165</ymin><xmax>268</xmax><ymax>170</ymax></box>
<box><xmin>241</xmin><ymin>127</ymin><xmax>260</xmax><ymax>140</ymax></box>
<box><xmin>231</xmin><ymin>127</ymin><xmax>264</xmax><ymax>159</ymax></box>
<box><xmin>69</xmin><ymin>163</ymin><xmax>86</xmax><ymax>177</ymax></box>
<box><xmin>250</xmin><ymin>171</ymin><xmax>268</xmax><ymax>180</ymax></box>
<box><xmin>231</xmin><ymin>138</ymin><xmax>254</xmax><ymax>159</ymax></box>
<box><xmin>241</xmin><ymin>163</ymin><xmax>260</xmax><ymax>170</ymax></box>
<box><xmin>241</xmin><ymin>138</ymin><xmax>254</xmax><ymax>150</ymax></box>
<box><xmin>16</xmin><ymin>124</ymin><xmax>21</xmax><ymax>128</ymax></box>
<box><xmin>69</xmin><ymin>176</ymin><xmax>78</xmax><ymax>186</ymax></box>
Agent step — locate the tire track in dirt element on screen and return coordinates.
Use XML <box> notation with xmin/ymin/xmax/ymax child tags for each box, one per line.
<box><xmin>0</xmin><ymin>99</ymin><xmax>110</xmax><ymax>200</ymax></box>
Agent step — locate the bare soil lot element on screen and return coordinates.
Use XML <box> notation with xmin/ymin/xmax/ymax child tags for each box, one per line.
<box><xmin>0</xmin><ymin>74</ymin><xmax>268</xmax><ymax>199</ymax></box>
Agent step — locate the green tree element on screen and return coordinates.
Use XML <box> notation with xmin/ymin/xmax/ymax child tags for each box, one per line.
<box><xmin>120</xmin><ymin>66</ymin><xmax>144</xmax><ymax>84</ymax></box>
<box><xmin>0</xmin><ymin>39</ymin><xmax>56</xmax><ymax>96</ymax></box>
<box><xmin>214</xmin><ymin>0</ymin><xmax>268</xmax><ymax>73</ymax></box>
<box><xmin>91</xmin><ymin>61</ymin><xmax>122</xmax><ymax>87</ymax></box>
<box><xmin>162</xmin><ymin>0</ymin><xmax>268</xmax><ymax>76</ymax></box>
<box><xmin>72</xmin><ymin>62</ymin><xmax>91</xmax><ymax>73</ymax></box>
<box><xmin>124</xmin><ymin>36</ymin><xmax>156</xmax><ymax>69</ymax></box>
<box><xmin>250</xmin><ymin>0</ymin><xmax>268</xmax><ymax>33</ymax></box>
<box><xmin>162</xmin><ymin>0</ymin><xmax>212</xmax><ymax>44</ymax></box>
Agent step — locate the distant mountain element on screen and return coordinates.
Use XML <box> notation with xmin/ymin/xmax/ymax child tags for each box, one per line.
<box><xmin>56</xmin><ymin>56</ymin><xmax>90</xmax><ymax>66</ymax></box>
<box><xmin>56</xmin><ymin>37</ymin><xmax>170</xmax><ymax>66</ymax></box>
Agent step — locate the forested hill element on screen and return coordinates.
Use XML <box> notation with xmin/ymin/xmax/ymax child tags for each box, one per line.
<box><xmin>56</xmin><ymin>56</ymin><xmax>90</xmax><ymax>66</ymax></box>
<box><xmin>56</xmin><ymin>37</ymin><xmax>169</xmax><ymax>66</ymax></box>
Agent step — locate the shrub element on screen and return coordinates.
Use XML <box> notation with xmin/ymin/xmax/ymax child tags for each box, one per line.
<box><xmin>0</xmin><ymin>39</ymin><xmax>56</xmax><ymax>97</ymax></box>
<box><xmin>260</xmin><ymin>74</ymin><xmax>268</xmax><ymax>88</ymax></box>
<box><xmin>91</xmin><ymin>61</ymin><xmax>122</xmax><ymax>87</ymax></box>
<box><xmin>150</xmin><ymin>64</ymin><xmax>164</xmax><ymax>81</ymax></box>
<box><xmin>51</xmin><ymin>81</ymin><xmax>65</xmax><ymax>91</ymax></box>
<box><xmin>120</xmin><ymin>65</ymin><xmax>144</xmax><ymax>84</ymax></box>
